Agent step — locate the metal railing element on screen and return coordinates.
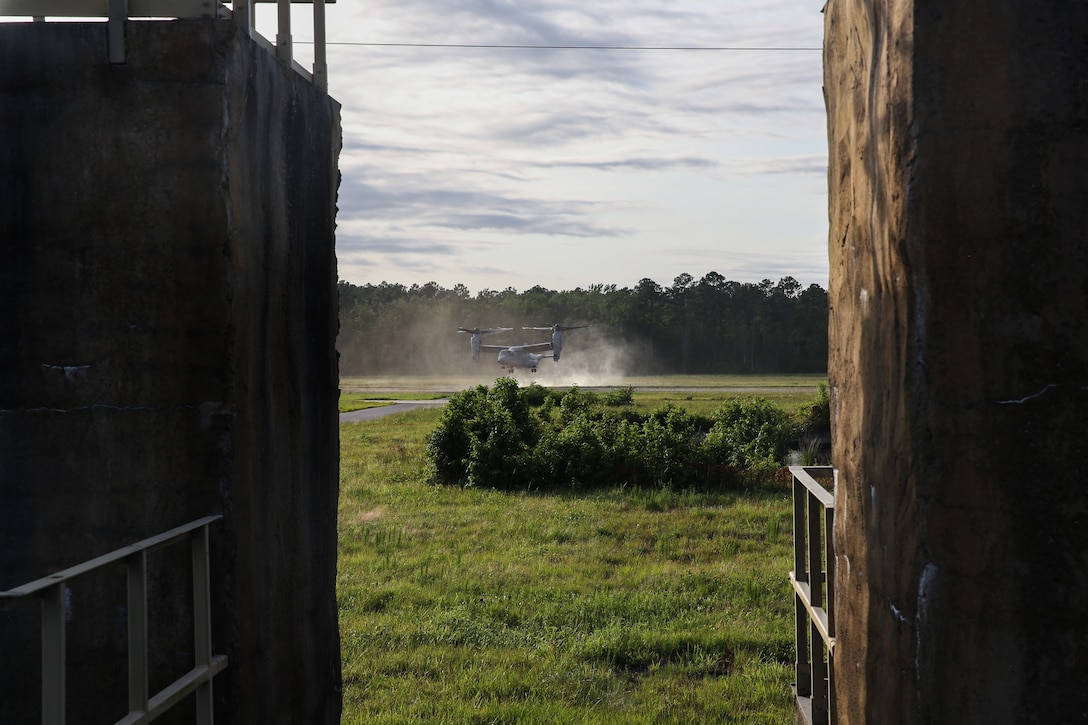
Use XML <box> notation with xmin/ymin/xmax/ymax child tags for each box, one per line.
<box><xmin>0</xmin><ymin>515</ymin><xmax>227</xmax><ymax>725</ymax></box>
<box><xmin>789</xmin><ymin>465</ymin><xmax>836</xmax><ymax>725</ymax></box>
<box><xmin>0</xmin><ymin>0</ymin><xmax>333</xmax><ymax>91</ymax></box>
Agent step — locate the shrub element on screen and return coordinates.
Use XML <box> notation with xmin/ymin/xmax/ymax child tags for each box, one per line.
<box><xmin>799</xmin><ymin>383</ymin><xmax>831</xmax><ymax>431</ymax></box>
<box><xmin>796</xmin><ymin>383</ymin><xmax>832</xmax><ymax>465</ymax></box>
<box><xmin>532</xmin><ymin>413</ymin><xmax>608</xmax><ymax>489</ymax></box>
<box><xmin>558</xmin><ymin>386</ymin><xmax>598</xmax><ymax>424</ymax></box>
<box><xmin>426</xmin><ymin>382</ymin><xmax>800</xmax><ymax>491</ymax></box>
<box><xmin>519</xmin><ymin>382</ymin><xmax>550</xmax><ymax>407</ymax></box>
<box><xmin>467</xmin><ymin>403</ymin><xmax>531</xmax><ymax>488</ymax></box>
<box><xmin>639</xmin><ymin>406</ymin><xmax>701</xmax><ymax>487</ymax></box>
<box><xmin>702</xmin><ymin>398</ymin><xmax>799</xmax><ymax>469</ymax></box>
<box><xmin>426</xmin><ymin>385</ymin><xmax>488</xmax><ymax>485</ymax></box>
<box><xmin>603</xmin><ymin>386</ymin><xmax>635</xmax><ymax>407</ymax></box>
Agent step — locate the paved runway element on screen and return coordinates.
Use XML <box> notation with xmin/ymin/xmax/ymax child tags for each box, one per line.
<box><xmin>339</xmin><ymin>399</ymin><xmax>448</xmax><ymax>423</ymax></box>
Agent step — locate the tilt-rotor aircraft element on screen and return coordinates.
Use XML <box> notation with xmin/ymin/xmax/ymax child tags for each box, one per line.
<box><xmin>458</xmin><ymin>325</ymin><xmax>588</xmax><ymax>374</ymax></box>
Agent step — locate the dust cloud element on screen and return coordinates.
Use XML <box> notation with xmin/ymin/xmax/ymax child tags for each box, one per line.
<box><xmin>520</xmin><ymin>325</ymin><xmax>646</xmax><ymax>388</ymax></box>
<box><xmin>343</xmin><ymin>308</ymin><xmax>647</xmax><ymax>388</ymax></box>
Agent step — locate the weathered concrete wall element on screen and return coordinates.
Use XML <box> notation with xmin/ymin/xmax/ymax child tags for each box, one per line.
<box><xmin>825</xmin><ymin>1</ymin><xmax>1088</xmax><ymax>722</ymax></box>
<box><xmin>0</xmin><ymin>19</ymin><xmax>341</xmax><ymax>723</ymax></box>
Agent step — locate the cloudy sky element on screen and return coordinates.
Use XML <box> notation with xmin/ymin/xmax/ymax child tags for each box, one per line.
<box><xmin>193</xmin><ymin>3</ymin><xmax>827</xmax><ymax>293</ymax></box>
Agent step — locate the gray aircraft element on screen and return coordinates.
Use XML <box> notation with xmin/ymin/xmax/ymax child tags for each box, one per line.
<box><xmin>458</xmin><ymin>324</ymin><xmax>588</xmax><ymax>373</ymax></box>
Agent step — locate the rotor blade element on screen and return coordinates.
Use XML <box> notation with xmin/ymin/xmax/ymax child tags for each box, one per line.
<box><xmin>524</xmin><ymin>324</ymin><xmax>589</xmax><ymax>331</ymax></box>
<box><xmin>458</xmin><ymin>327</ymin><xmax>513</xmax><ymax>335</ymax></box>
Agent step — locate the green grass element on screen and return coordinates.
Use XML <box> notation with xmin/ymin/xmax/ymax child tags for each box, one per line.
<box><xmin>338</xmin><ymin>406</ymin><xmax>797</xmax><ymax>723</ymax></box>
<box><xmin>627</xmin><ymin>390</ymin><xmax>816</xmax><ymax>417</ymax></box>
<box><xmin>340</xmin><ymin>374</ymin><xmax>825</xmax><ymax>394</ymax></box>
<box><xmin>339</xmin><ymin>394</ymin><xmax>394</xmax><ymax>413</ymax></box>
<box><xmin>340</xmin><ymin>392</ymin><xmax>450</xmax><ymax>413</ymax></box>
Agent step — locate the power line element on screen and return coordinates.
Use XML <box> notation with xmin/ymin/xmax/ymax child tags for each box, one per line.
<box><xmin>319</xmin><ymin>41</ymin><xmax>821</xmax><ymax>51</ymax></box>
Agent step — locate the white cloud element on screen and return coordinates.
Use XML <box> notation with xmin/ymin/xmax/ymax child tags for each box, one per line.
<box><xmin>258</xmin><ymin>0</ymin><xmax>829</xmax><ymax>293</ymax></box>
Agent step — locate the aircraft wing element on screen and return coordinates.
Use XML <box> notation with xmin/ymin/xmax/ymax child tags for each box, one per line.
<box><xmin>509</xmin><ymin>342</ymin><xmax>553</xmax><ymax>352</ymax></box>
<box><xmin>477</xmin><ymin>344</ymin><xmax>511</xmax><ymax>351</ymax></box>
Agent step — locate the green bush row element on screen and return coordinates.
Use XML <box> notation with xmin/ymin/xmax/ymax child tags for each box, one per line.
<box><xmin>427</xmin><ymin>379</ymin><xmax>825</xmax><ymax>491</ymax></box>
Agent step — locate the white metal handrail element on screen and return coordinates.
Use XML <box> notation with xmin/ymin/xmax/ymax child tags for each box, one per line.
<box><xmin>789</xmin><ymin>465</ymin><xmax>836</xmax><ymax>725</ymax></box>
<box><xmin>0</xmin><ymin>515</ymin><xmax>227</xmax><ymax>725</ymax></box>
<box><xmin>0</xmin><ymin>0</ymin><xmax>332</xmax><ymax>91</ymax></box>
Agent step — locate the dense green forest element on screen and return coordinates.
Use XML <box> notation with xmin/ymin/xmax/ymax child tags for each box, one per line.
<box><xmin>337</xmin><ymin>273</ymin><xmax>828</xmax><ymax>376</ymax></box>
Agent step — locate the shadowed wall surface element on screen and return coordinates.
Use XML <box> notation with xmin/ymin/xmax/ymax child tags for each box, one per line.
<box><xmin>0</xmin><ymin>19</ymin><xmax>341</xmax><ymax>723</ymax></box>
<box><xmin>825</xmin><ymin>1</ymin><xmax>1088</xmax><ymax>722</ymax></box>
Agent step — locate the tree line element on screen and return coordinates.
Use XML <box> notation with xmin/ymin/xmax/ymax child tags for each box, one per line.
<box><xmin>337</xmin><ymin>272</ymin><xmax>828</xmax><ymax>376</ymax></box>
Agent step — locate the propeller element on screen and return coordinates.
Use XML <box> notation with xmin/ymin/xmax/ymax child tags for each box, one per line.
<box><xmin>522</xmin><ymin>324</ymin><xmax>588</xmax><ymax>362</ymax></box>
<box><xmin>523</xmin><ymin>324</ymin><xmax>588</xmax><ymax>332</ymax></box>
<box><xmin>458</xmin><ymin>327</ymin><xmax>512</xmax><ymax>336</ymax></box>
<box><xmin>458</xmin><ymin>327</ymin><xmax>513</xmax><ymax>361</ymax></box>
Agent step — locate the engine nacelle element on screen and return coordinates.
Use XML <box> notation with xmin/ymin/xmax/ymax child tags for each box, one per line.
<box><xmin>551</xmin><ymin>329</ymin><xmax>563</xmax><ymax>362</ymax></box>
<box><xmin>470</xmin><ymin>332</ymin><xmax>482</xmax><ymax>361</ymax></box>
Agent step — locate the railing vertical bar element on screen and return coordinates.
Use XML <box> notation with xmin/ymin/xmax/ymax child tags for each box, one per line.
<box><xmin>42</xmin><ymin>582</ymin><xmax>66</xmax><ymax>725</ymax></box>
<box><xmin>811</xmin><ymin>618</ymin><xmax>827</xmax><ymax>724</ymax></box>
<box><xmin>192</xmin><ymin>524</ymin><xmax>214</xmax><ymax>725</ymax></box>
<box><xmin>793</xmin><ymin>477</ymin><xmax>807</xmax><ymax>581</ymax></box>
<box><xmin>824</xmin><ymin>500</ymin><xmax>836</xmax><ymax>723</ymax></box>
<box><xmin>808</xmin><ymin>489</ymin><xmax>822</xmax><ymax>610</ymax></box>
<box><xmin>792</xmin><ymin>474</ymin><xmax>812</xmax><ymax>698</ymax></box>
<box><xmin>275</xmin><ymin>0</ymin><xmax>292</xmax><ymax>63</ymax></box>
<box><xmin>107</xmin><ymin>0</ymin><xmax>127</xmax><ymax>64</ymax></box>
<box><xmin>313</xmin><ymin>0</ymin><xmax>327</xmax><ymax>91</ymax></box>
<box><xmin>824</xmin><ymin>505</ymin><xmax>835</xmax><ymax>636</ymax></box>
<box><xmin>794</xmin><ymin>589</ymin><xmax>812</xmax><ymax>699</ymax></box>
<box><xmin>127</xmin><ymin>551</ymin><xmax>149</xmax><ymax>716</ymax></box>
<box><xmin>808</xmin><ymin>487</ymin><xmax>827</xmax><ymax>722</ymax></box>
<box><xmin>234</xmin><ymin>0</ymin><xmax>251</xmax><ymax>33</ymax></box>
<box><xmin>828</xmin><ymin>643</ymin><xmax>838</xmax><ymax>725</ymax></box>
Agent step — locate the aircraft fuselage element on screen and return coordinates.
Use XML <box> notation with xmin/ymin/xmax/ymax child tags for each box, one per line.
<box><xmin>497</xmin><ymin>348</ymin><xmax>550</xmax><ymax>372</ymax></box>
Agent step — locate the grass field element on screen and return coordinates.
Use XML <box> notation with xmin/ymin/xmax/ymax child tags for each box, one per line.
<box><xmin>339</xmin><ymin>374</ymin><xmax>828</xmax><ymax>417</ymax></box>
<box><xmin>339</xmin><ymin>373</ymin><xmax>825</xmax><ymax>394</ymax></box>
<box><xmin>338</xmin><ymin>387</ymin><xmax>801</xmax><ymax>723</ymax></box>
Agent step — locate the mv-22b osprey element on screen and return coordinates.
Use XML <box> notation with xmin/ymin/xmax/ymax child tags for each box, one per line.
<box><xmin>458</xmin><ymin>325</ymin><xmax>588</xmax><ymax>373</ymax></box>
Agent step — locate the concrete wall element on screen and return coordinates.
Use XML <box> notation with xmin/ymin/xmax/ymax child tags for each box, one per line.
<box><xmin>0</xmin><ymin>19</ymin><xmax>341</xmax><ymax>723</ymax></box>
<box><xmin>825</xmin><ymin>1</ymin><xmax>1088</xmax><ymax>721</ymax></box>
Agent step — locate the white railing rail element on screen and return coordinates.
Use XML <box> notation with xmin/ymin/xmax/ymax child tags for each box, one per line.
<box><xmin>789</xmin><ymin>465</ymin><xmax>837</xmax><ymax>725</ymax></box>
<box><xmin>0</xmin><ymin>515</ymin><xmax>227</xmax><ymax>725</ymax></box>
<box><xmin>0</xmin><ymin>0</ymin><xmax>332</xmax><ymax>91</ymax></box>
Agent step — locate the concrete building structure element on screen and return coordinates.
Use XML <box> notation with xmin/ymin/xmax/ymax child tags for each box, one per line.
<box><xmin>824</xmin><ymin>1</ymin><xmax>1088</xmax><ymax>722</ymax></box>
<box><xmin>0</xmin><ymin>11</ymin><xmax>341</xmax><ymax>723</ymax></box>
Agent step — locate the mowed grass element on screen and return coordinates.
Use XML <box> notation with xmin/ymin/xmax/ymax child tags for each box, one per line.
<box><xmin>339</xmin><ymin>374</ymin><xmax>826</xmax><ymax>417</ymax></box>
<box><xmin>339</xmin><ymin>373</ymin><xmax>825</xmax><ymax>394</ymax></box>
<box><xmin>628</xmin><ymin>390</ymin><xmax>818</xmax><ymax>417</ymax></box>
<box><xmin>338</xmin><ymin>404</ymin><xmax>798</xmax><ymax>723</ymax></box>
<box><xmin>340</xmin><ymin>392</ymin><xmax>452</xmax><ymax>413</ymax></box>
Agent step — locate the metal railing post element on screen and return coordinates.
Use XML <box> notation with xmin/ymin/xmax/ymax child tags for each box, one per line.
<box><xmin>275</xmin><ymin>0</ymin><xmax>292</xmax><ymax>63</ymax></box>
<box><xmin>108</xmin><ymin>0</ymin><xmax>127</xmax><ymax>64</ymax></box>
<box><xmin>825</xmin><ymin>501</ymin><xmax>837</xmax><ymax>724</ymax></box>
<box><xmin>42</xmin><ymin>582</ymin><xmax>66</xmax><ymax>725</ymax></box>
<box><xmin>192</xmin><ymin>524</ymin><xmax>214</xmax><ymax>724</ymax></box>
<box><xmin>313</xmin><ymin>0</ymin><xmax>327</xmax><ymax>91</ymax></box>
<box><xmin>793</xmin><ymin>476</ymin><xmax>812</xmax><ymax>697</ymax></box>
<box><xmin>809</xmin><ymin>487</ymin><xmax>827</xmax><ymax>723</ymax></box>
<box><xmin>127</xmin><ymin>550</ymin><xmax>149</xmax><ymax>717</ymax></box>
<box><xmin>234</xmin><ymin>0</ymin><xmax>252</xmax><ymax>34</ymax></box>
